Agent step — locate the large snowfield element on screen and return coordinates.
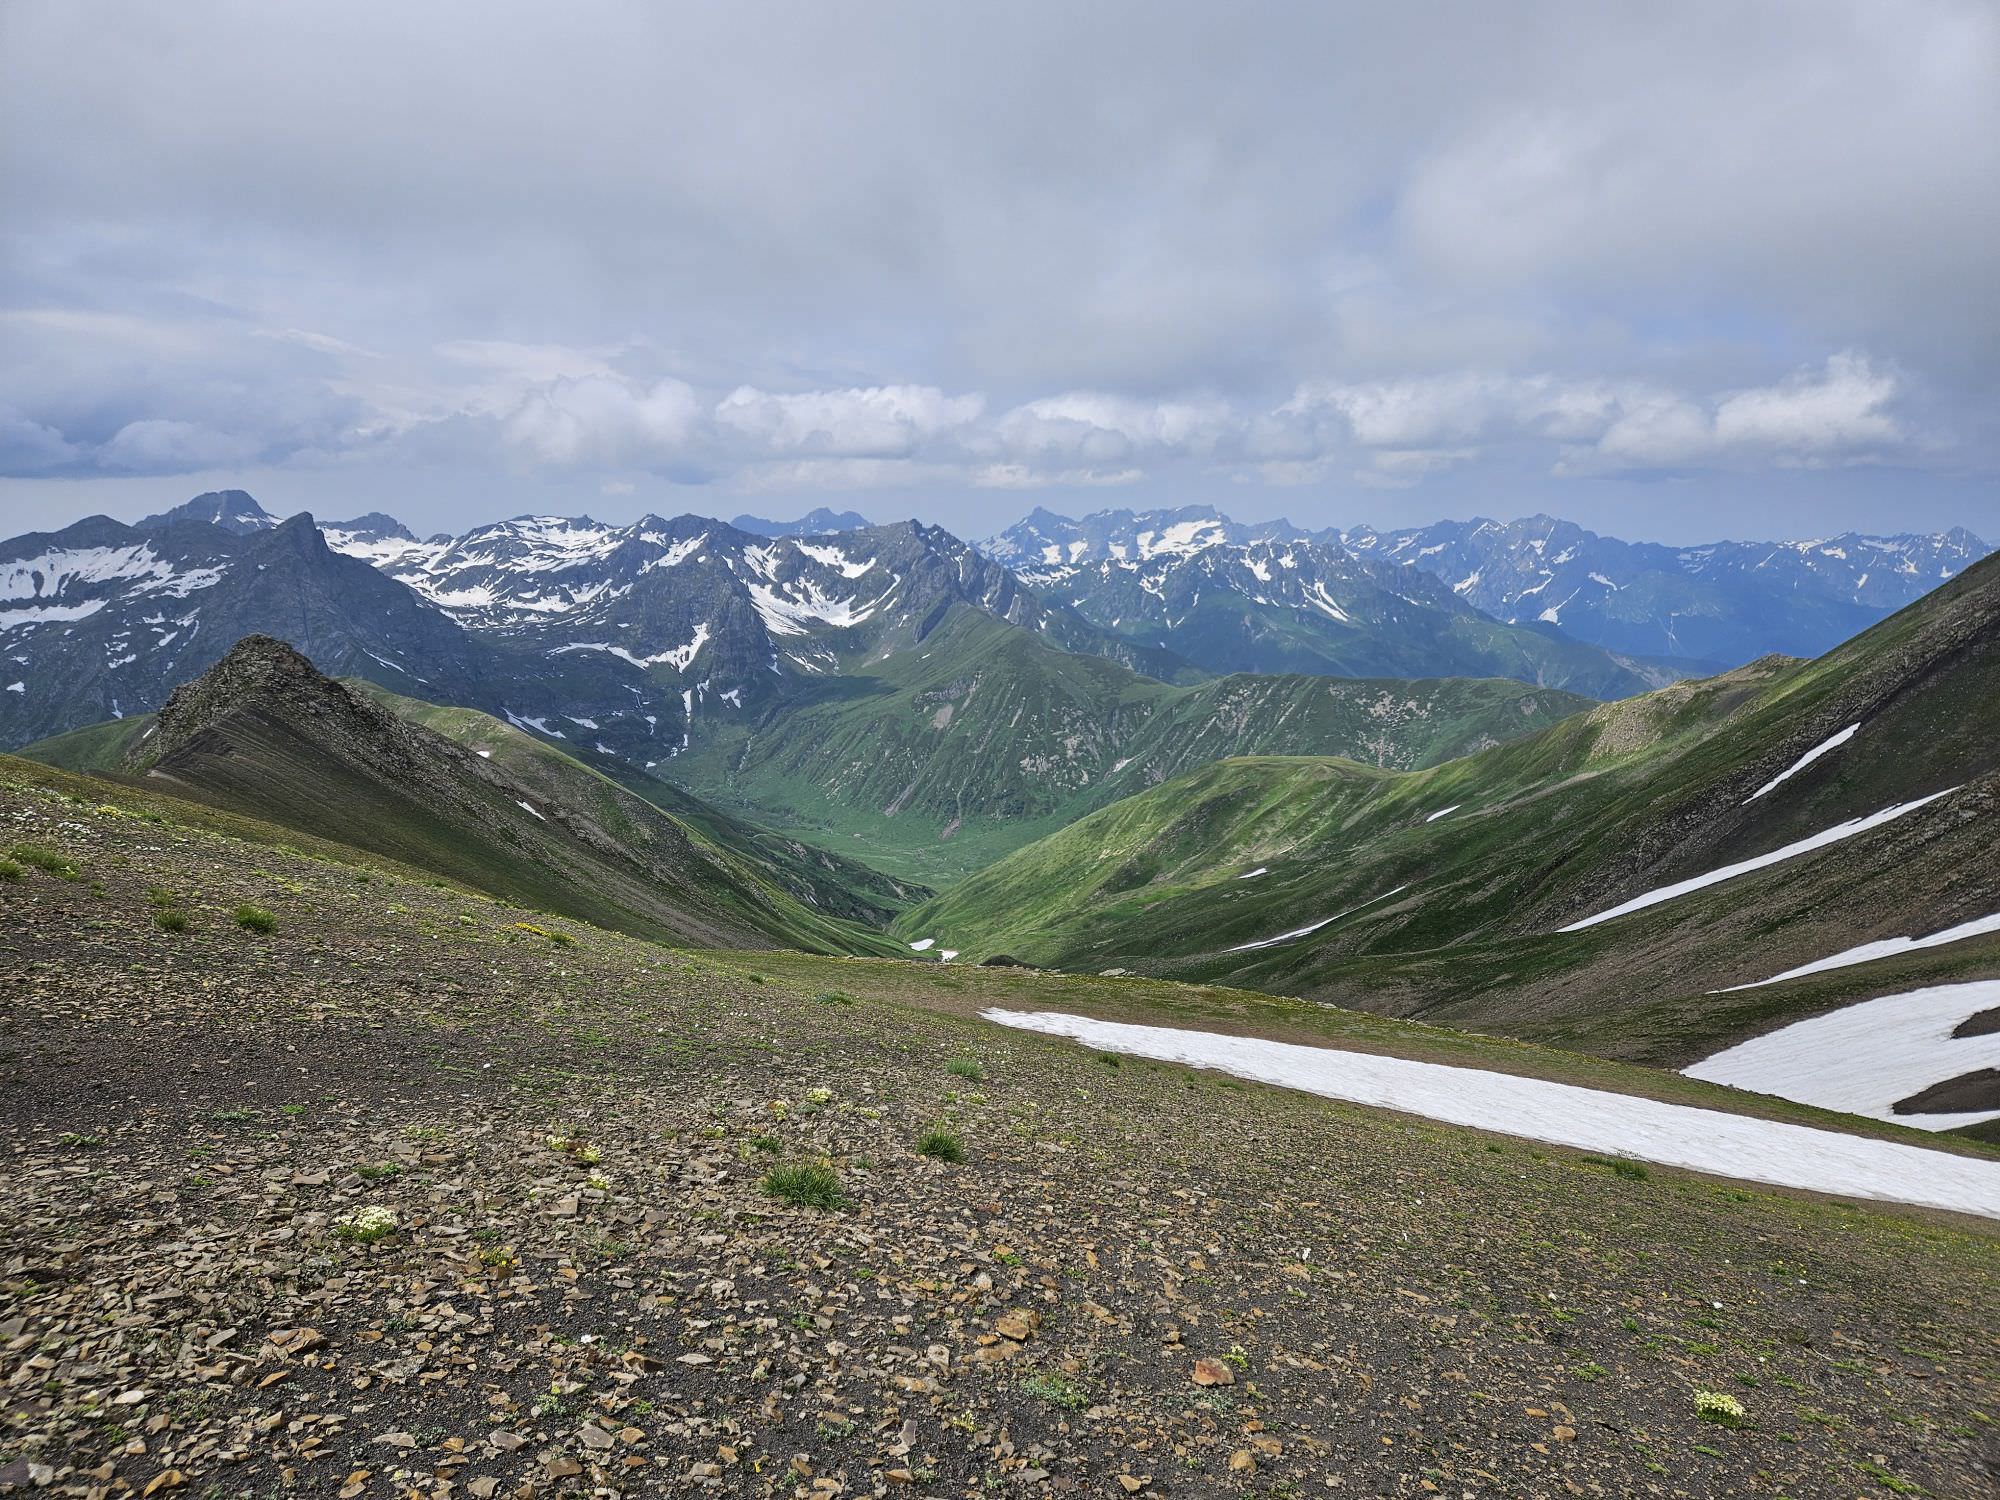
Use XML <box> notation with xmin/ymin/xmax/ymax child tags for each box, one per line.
<box><xmin>983</xmin><ymin>1008</ymin><xmax>2000</xmax><ymax>1219</ymax></box>
<box><xmin>1685</xmin><ymin>980</ymin><xmax>2000</xmax><ymax>1132</ymax></box>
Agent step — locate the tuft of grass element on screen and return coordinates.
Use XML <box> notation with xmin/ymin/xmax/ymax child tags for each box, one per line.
<box><xmin>812</xmin><ymin>989</ymin><xmax>858</xmax><ymax>1007</ymax></box>
<box><xmin>945</xmin><ymin>1057</ymin><xmax>985</xmax><ymax>1082</ymax></box>
<box><xmin>1018</xmin><ymin>1372</ymin><xmax>1090</xmax><ymax>1410</ymax></box>
<box><xmin>10</xmin><ymin>843</ymin><xmax>80</xmax><ymax>881</ymax></box>
<box><xmin>1584</xmin><ymin>1155</ymin><xmax>1650</xmax><ymax>1181</ymax></box>
<box><xmin>916</xmin><ymin>1126</ymin><xmax>966</xmax><ymax>1163</ymax></box>
<box><xmin>0</xmin><ymin>857</ymin><xmax>23</xmax><ymax>882</ymax></box>
<box><xmin>748</xmin><ymin>1134</ymin><xmax>781</xmax><ymax>1154</ymax></box>
<box><xmin>153</xmin><ymin>907</ymin><xmax>191</xmax><ymax>933</ymax></box>
<box><xmin>234</xmin><ymin>903</ymin><xmax>277</xmax><ymax>934</ymax></box>
<box><xmin>760</xmin><ymin>1162</ymin><xmax>847</xmax><ymax>1210</ymax></box>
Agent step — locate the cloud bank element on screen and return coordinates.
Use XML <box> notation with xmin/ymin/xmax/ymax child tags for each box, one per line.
<box><xmin>1</xmin><ymin>0</ymin><xmax>1993</xmax><ymax>534</ymax></box>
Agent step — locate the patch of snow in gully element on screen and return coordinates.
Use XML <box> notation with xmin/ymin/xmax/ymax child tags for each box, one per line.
<box><xmin>1745</xmin><ymin>723</ymin><xmax>1860</xmax><ymax>803</ymax></box>
<box><xmin>1226</xmin><ymin>886</ymin><xmax>1408</xmax><ymax>953</ymax></box>
<box><xmin>1714</xmin><ymin>912</ymin><xmax>2000</xmax><ymax>992</ymax></box>
<box><xmin>983</xmin><ymin>1010</ymin><xmax>2000</xmax><ymax>1219</ymax></box>
<box><xmin>1558</xmin><ymin>789</ymin><xmax>1958</xmax><ymax>932</ymax></box>
<box><xmin>908</xmin><ymin>938</ymin><xmax>935</xmax><ymax>952</ymax></box>
<box><xmin>1685</xmin><ymin>981</ymin><xmax>2000</xmax><ymax>1131</ymax></box>
<box><xmin>1424</xmin><ymin>805</ymin><xmax>1461</xmax><ymax>823</ymax></box>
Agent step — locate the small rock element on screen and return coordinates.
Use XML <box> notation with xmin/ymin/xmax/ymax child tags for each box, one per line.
<box><xmin>1191</xmin><ymin>1357</ymin><xmax>1235</xmax><ymax>1387</ymax></box>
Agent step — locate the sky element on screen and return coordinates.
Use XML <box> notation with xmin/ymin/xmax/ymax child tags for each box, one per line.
<box><xmin>2</xmin><ymin>0</ymin><xmax>1996</xmax><ymax>545</ymax></box>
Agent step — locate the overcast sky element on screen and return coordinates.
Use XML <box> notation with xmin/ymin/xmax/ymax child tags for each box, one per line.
<box><xmin>2</xmin><ymin>0</ymin><xmax>1995</xmax><ymax>544</ymax></box>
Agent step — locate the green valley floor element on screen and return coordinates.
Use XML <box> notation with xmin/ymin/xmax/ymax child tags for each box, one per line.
<box><xmin>1</xmin><ymin>777</ymin><xmax>1997</xmax><ymax>1497</ymax></box>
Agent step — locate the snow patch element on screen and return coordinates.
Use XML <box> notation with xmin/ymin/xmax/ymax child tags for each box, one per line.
<box><xmin>793</xmin><ymin>541</ymin><xmax>877</xmax><ymax>578</ymax></box>
<box><xmin>1714</xmin><ymin>912</ymin><xmax>2000</xmax><ymax>993</ymax></box>
<box><xmin>1227</xmin><ymin>886</ymin><xmax>1409</xmax><ymax>953</ymax></box>
<box><xmin>1745</xmin><ymin>723</ymin><xmax>1860</xmax><ymax>802</ymax></box>
<box><xmin>503</xmin><ymin>709</ymin><xmax>565</xmax><ymax>738</ymax></box>
<box><xmin>1424</xmin><ymin>805</ymin><xmax>1461</xmax><ymax>823</ymax></box>
<box><xmin>985</xmin><ymin>1010</ymin><xmax>2000</xmax><ymax>1218</ymax></box>
<box><xmin>1686</xmin><ymin>981</ymin><xmax>2000</xmax><ymax>1132</ymax></box>
<box><xmin>908</xmin><ymin>938</ymin><xmax>936</xmax><ymax>952</ymax></box>
<box><xmin>516</xmin><ymin>800</ymin><xmax>546</xmax><ymax>820</ymax></box>
<box><xmin>1558</xmin><ymin>790</ymin><xmax>1958</xmax><ymax>933</ymax></box>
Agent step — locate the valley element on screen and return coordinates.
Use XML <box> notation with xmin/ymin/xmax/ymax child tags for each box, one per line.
<box><xmin>4</xmin><ymin>492</ymin><xmax>1998</xmax><ymax>1495</ymax></box>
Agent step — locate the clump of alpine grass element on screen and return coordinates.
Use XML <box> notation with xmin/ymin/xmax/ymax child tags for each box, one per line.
<box><xmin>335</xmin><ymin>1205</ymin><xmax>399</xmax><ymax>1245</ymax></box>
<box><xmin>1694</xmin><ymin>1389</ymin><xmax>1745</xmax><ymax>1426</ymax></box>
<box><xmin>916</xmin><ymin>1126</ymin><xmax>966</xmax><ymax>1163</ymax></box>
<box><xmin>761</xmin><ymin>1162</ymin><xmax>846</xmax><ymax>1210</ymax></box>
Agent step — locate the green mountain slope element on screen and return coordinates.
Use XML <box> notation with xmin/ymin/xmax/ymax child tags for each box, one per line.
<box><xmin>345</xmin><ymin>684</ymin><xmax>927</xmax><ymax>923</ymax></box>
<box><xmin>26</xmin><ymin>636</ymin><xmax>901</xmax><ymax>954</ymax></box>
<box><xmin>900</xmin><ymin>551</ymin><xmax>2000</xmax><ymax>1064</ymax></box>
<box><xmin>665</xmin><ymin>603</ymin><xmax>1594</xmax><ymax>883</ymax></box>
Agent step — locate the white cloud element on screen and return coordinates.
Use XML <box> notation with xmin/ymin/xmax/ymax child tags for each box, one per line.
<box><xmin>99</xmin><ymin>418</ymin><xmax>258</xmax><ymax>473</ymax></box>
<box><xmin>1582</xmin><ymin>354</ymin><xmax>1907</xmax><ymax>472</ymax></box>
<box><xmin>0</xmin><ymin>405</ymin><xmax>80</xmax><ymax>472</ymax></box>
<box><xmin>714</xmin><ymin>384</ymin><xmax>982</xmax><ymax>457</ymax></box>
<box><xmin>500</xmin><ymin>375</ymin><xmax>700</xmax><ymax>467</ymax></box>
<box><xmin>987</xmin><ymin>393</ymin><xmax>1236</xmax><ymax>467</ymax></box>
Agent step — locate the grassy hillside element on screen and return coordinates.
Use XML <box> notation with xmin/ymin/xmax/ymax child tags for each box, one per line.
<box><xmin>350</xmin><ymin>683</ymin><xmax>928</xmax><ymax>923</ymax></box>
<box><xmin>2</xmin><ymin>756</ymin><xmax>1994</xmax><ymax>1497</ymax></box>
<box><xmin>899</xmin><ymin>553</ymin><xmax>2000</xmax><ymax>1063</ymax></box>
<box><xmin>667</xmin><ymin>603</ymin><xmax>1593</xmax><ymax>884</ymax></box>
<box><xmin>22</xmin><ymin>638</ymin><xmax>903</xmax><ymax>955</ymax></box>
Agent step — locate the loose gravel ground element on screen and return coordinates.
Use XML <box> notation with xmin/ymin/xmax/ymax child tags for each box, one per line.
<box><xmin>3</xmin><ymin>780</ymin><xmax>1998</xmax><ymax>1497</ymax></box>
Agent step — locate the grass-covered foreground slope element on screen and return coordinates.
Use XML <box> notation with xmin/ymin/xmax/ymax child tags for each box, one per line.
<box><xmin>666</xmin><ymin>602</ymin><xmax>1592</xmax><ymax>884</ymax></box>
<box><xmin>3</xmin><ymin>766</ymin><xmax>1997</xmax><ymax>1496</ymax></box>
<box><xmin>23</xmin><ymin>636</ymin><xmax>901</xmax><ymax>954</ymax></box>
<box><xmin>902</xmin><ymin>550</ymin><xmax>2000</xmax><ymax>1063</ymax></box>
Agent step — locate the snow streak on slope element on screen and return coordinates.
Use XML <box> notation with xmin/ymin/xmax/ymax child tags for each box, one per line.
<box><xmin>1226</xmin><ymin>885</ymin><xmax>1409</xmax><ymax>953</ymax></box>
<box><xmin>1715</xmin><ymin>912</ymin><xmax>2000</xmax><ymax>993</ymax></box>
<box><xmin>1686</xmin><ymin>981</ymin><xmax>2000</xmax><ymax>1132</ymax></box>
<box><xmin>1745</xmin><ymin>723</ymin><xmax>1860</xmax><ymax>802</ymax></box>
<box><xmin>985</xmin><ymin>1010</ymin><xmax>2000</xmax><ymax>1218</ymax></box>
<box><xmin>1558</xmin><ymin>790</ymin><xmax>1959</xmax><ymax>932</ymax></box>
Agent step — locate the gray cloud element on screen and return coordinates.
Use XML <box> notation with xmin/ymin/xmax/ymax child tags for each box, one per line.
<box><xmin>1</xmin><ymin>0</ymin><xmax>1994</xmax><ymax>538</ymax></box>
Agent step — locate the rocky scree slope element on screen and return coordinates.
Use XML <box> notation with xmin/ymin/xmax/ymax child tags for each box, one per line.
<box><xmin>0</xmin><ymin>759</ymin><xmax>1995</xmax><ymax>1497</ymax></box>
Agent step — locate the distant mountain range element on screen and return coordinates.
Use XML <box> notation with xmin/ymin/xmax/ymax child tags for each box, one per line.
<box><xmin>1342</xmin><ymin>513</ymin><xmax>1991</xmax><ymax>665</ymax></box>
<box><xmin>991</xmin><ymin>504</ymin><xmax>1991</xmax><ymax>670</ymax></box>
<box><xmin>985</xmin><ymin>506</ymin><xmax>1671</xmax><ymax>695</ymax></box>
<box><xmin>4</xmin><ymin>489</ymin><xmax>1986</xmax><ymax>882</ymax></box>
<box><xmin>730</xmin><ymin>507</ymin><xmax>874</xmax><ymax>537</ymax></box>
